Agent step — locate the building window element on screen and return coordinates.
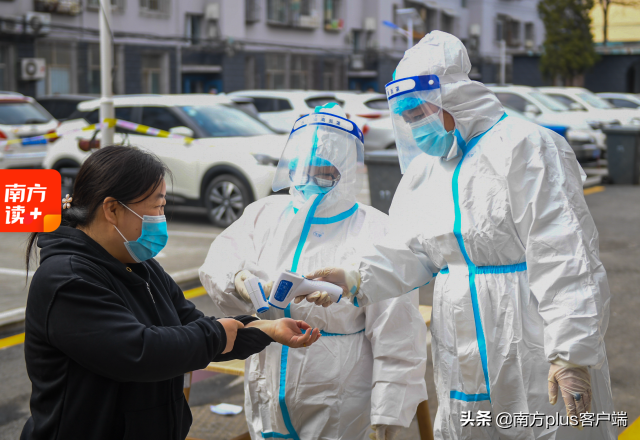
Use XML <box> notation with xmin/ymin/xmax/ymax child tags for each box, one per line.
<box><xmin>266</xmin><ymin>54</ymin><xmax>286</xmax><ymax>89</ymax></box>
<box><xmin>87</xmin><ymin>0</ymin><xmax>124</xmax><ymax>11</ymax></box>
<box><xmin>324</xmin><ymin>0</ymin><xmax>342</xmax><ymax>30</ymax></box>
<box><xmin>246</xmin><ymin>0</ymin><xmax>261</xmax><ymax>23</ymax></box>
<box><xmin>323</xmin><ymin>60</ymin><xmax>339</xmax><ymax>90</ymax></box>
<box><xmin>186</xmin><ymin>14</ymin><xmax>203</xmax><ymax>45</ymax></box>
<box><xmin>0</xmin><ymin>48</ymin><xmax>6</xmax><ymax>90</ymax></box>
<box><xmin>425</xmin><ymin>8</ymin><xmax>437</xmax><ymax>33</ymax></box>
<box><xmin>140</xmin><ymin>0</ymin><xmax>169</xmax><ymax>14</ymax></box>
<box><xmin>267</xmin><ymin>0</ymin><xmax>289</xmax><ymax>24</ymax></box>
<box><xmin>142</xmin><ymin>55</ymin><xmax>162</xmax><ymax>93</ymax></box>
<box><xmin>88</xmin><ymin>44</ymin><xmax>101</xmax><ymax>94</ymax></box>
<box><xmin>507</xmin><ymin>19</ymin><xmax>521</xmax><ymax>47</ymax></box>
<box><xmin>496</xmin><ymin>16</ymin><xmax>505</xmax><ymax>41</ymax></box>
<box><xmin>524</xmin><ymin>22</ymin><xmax>535</xmax><ymax>48</ymax></box>
<box><xmin>36</xmin><ymin>43</ymin><xmax>74</xmax><ymax>96</ymax></box>
<box><xmin>441</xmin><ymin>13</ymin><xmax>454</xmax><ymax>34</ymax></box>
<box><xmin>290</xmin><ymin>55</ymin><xmax>311</xmax><ymax>89</ymax></box>
<box><xmin>267</xmin><ymin>0</ymin><xmax>317</xmax><ymax>27</ymax></box>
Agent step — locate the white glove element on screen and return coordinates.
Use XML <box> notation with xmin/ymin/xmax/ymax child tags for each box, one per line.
<box><xmin>548</xmin><ymin>361</ymin><xmax>592</xmax><ymax>429</ymax></box>
<box><xmin>234</xmin><ymin>270</ymin><xmax>273</xmax><ymax>303</ymax></box>
<box><xmin>304</xmin><ymin>266</ymin><xmax>361</xmax><ymax>302</ymax></box>
<box><xmin>369</xmin><ymin>425</ymin><xmax>400</xmax><ymax>440</ymax></box>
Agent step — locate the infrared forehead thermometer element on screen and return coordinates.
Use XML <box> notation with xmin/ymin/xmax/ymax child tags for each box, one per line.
<box><xmin>244</xmin><ymin>275</ymin><xmax>270</xmax><ymax>314</ymax></box>
<box><xmin>268</xmin><ymin>270</ymin><xmax>343</xmax><ymax>310</ymax></box>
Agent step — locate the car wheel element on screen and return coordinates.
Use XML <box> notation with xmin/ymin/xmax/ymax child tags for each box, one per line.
<box><xmin>204</xmin><ymin>174</ymin><xmax>251</xmax><ymax>227</ymax></box>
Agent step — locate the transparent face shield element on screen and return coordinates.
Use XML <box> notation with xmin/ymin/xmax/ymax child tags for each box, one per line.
<box><xmin>386</xmin><ymin>75</ymin><xmax>455</xmax><ymax>173</ymax></box>
<box><xmin>272</xmin><ymin>113</ymin><xmax>365</xmax><ymax>199</ymax></box>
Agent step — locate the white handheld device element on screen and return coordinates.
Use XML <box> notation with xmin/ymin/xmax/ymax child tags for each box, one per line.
<box><xmin>268</xmin><ymin>270</ymin><xmax>343</xmax><ymax>309</ymax></box>
<box><xmin>244</xmin><ymin>275</ymin><xmax>270</xmax><ymax>313</ymax></box>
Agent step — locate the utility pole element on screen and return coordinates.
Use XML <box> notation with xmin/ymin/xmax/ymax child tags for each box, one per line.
<box><xmin>99</xmin><ymin>0</ymin><xmax>114</xmax><ymax>146</ymax></box>
<box><xmin>396</xmin><ymin>8</ymin><xmax>417</xmax><ymax>51</ymax></box>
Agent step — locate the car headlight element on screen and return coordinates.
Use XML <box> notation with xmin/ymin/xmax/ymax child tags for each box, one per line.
<box><xmin>252</xmin><ymin>153</ymin><xmax>279</xmax><ymax>166</ymax></box>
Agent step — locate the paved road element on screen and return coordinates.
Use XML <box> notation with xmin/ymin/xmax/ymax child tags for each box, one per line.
<box><xmin>0</xmin><ymin>186</ymin><xmax>637</xmax><ymax>439</ymax></box>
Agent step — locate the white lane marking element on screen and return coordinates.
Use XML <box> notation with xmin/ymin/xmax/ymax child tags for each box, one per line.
<box><xmin>168</xmin><ymin>231</ymin><xmax>219</xmax><ymax>239</ymax></box>
<box><xmin>0</xmin><ymin>307</ymin><xmax>26</xmax><ymax>326</ymax></box>
<box><xmin>0</xmin><ymin>268</ymin><xmax>31</xmax><ymax>277</ymax></box>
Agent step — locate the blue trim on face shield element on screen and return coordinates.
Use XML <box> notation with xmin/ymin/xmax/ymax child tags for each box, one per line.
<box><xmin>385</xmin><ymin>75</ymin><xmax>441</xmax><ymax>101</ymax></box>
<box><xmin>450</xmin><ymin>113</ymin><xmax>507</xmax><ymax>404</ymax></box>
<box><xmin>290</xmin><ymin>113</ymin><xmax>364</xmax><ymax>143</ymax></box>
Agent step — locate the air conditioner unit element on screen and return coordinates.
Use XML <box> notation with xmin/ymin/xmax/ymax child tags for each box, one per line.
<box><xmin>26</xmin><ymin>12</ymin><xmax>51</xmax><ymax>35</ymax></box>
<box><xmin>364</xmin><ymin>17</ymin><xmax>376</xmax><ymax>31</ymax></box>
<box><xmin>205</xmin><ymin>3</ymin><xmax>220</xmax><ymax>21</ymax></box>
<box><xmin>350</xmin><ymin>54</ymin><xmax>365</xmax><ymax>70</ymax></box>
<box><xmin>0</xmin><ymin>16</ymin><xmax>25</xmax><ymax>34</ymax></box>
<box><xmin>21</xmin><ymin>58</ymin><xmax>47</xmax><ymax>81</ymax></box>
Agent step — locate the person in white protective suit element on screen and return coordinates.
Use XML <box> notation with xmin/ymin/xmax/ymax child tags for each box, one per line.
<box><xmin>199</xmin><ymin>103</ymin><xmax>428</xmax><ymax>440</ymax></box>
<box><xmin>305</xmin><ymin>32</ymin><xmax>615</xmax><ymax>440</ymax></box>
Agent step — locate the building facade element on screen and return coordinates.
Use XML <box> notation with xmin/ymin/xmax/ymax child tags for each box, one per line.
<box><xmin>0</xmin><ymin>0</ymin><xmax>545</xmax><ymax>97</ymax></box>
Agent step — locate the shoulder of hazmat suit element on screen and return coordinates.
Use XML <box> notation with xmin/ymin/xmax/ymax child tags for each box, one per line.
<box><xmin>354</xmin><ymin>31</ymin><xmax>614</xmax><ymax>440</ymax></box>
<box><xmin>199</xmin><ymin>104</ymin><xmax>428</xmax><ymax>440</ymax></box>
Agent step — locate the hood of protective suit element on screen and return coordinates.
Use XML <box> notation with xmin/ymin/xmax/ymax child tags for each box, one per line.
<box><xmin>288</xmin><ymin>104</ymin><xmax>363</xmax><ymax>216</ymax></box>
<box><xmin>394</xmin><ymin>31</ymin><xmax>504</xmax><ymax>142</ymax></box>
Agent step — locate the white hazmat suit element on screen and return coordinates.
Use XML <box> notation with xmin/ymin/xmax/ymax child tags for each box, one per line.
<box><xmin>338</xmin><ymin>32</ymin><xmax>614</xmax><ymax>440</ymax></box>
<box><xmin>199</xmin><ymin>105</ymin><xmax>428</xmax><ymax>440</ymax></box>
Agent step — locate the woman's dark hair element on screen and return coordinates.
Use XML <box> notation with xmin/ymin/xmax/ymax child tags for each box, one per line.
<box><xmin>25</xmin><ymin>146</ymin><xmax>171</xmax><ymax>277</ymax></box>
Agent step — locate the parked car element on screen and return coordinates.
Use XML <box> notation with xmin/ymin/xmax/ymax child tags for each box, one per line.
<box><xmin>229</xmin><ymin>90</ymin><xmax>343</xmax><ymax>132</ymax></box>
<box><xmin>45</xmin><ymin>94</ymin><xmax>286</xmax><ymax>227</ymax></box>
<box><xmin>597</xmin><ymin>92</ymin><xmax>640</xmax><ymax>109</ymax></box>
<box><xmin>331</xmin><ymin>91</ymin><xmax>393</xmax><ymax>151</ymax></box>
<box><xmin>489</xmin><ymin>85</ymin><xmax>606</xmax><ymax>162</ymax></box>
<box><xmin>0</xmin><ymin>93</ymin><xmax>59</xmax><ymax>169</ymax></box>
<box><xmin>538</xmin><ymin>87</ymin><xmax>640</xmax><ymax>127</ymax></box>
<box><xmin>37</xmin><ymin>94</ymin><xmax>95</xmax><ymax>120</ymax></box>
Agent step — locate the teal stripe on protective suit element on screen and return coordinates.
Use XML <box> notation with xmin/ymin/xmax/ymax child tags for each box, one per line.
<box><xmin>275</xmin><ymin>305</ymin><xmax>300</xmax><ymax>440</ymax></box>
<box><xmin>320</xmin><ymin>328</ymin><xmax>365</xmax><ymax>337</ymax></box>
<box><xmin>476</xmin><ymin>262</ymin><xmax>527</xmax><ymax>274</ymax></box>
<box><xmin>450</xmin><ymin>390</ymin><xmax>491</xmax><ymax>402</ymax></box>
<box><xmin>440</xmin><ymin>262</ymin><xmax>526</xmax><ymax>276</ymax></box>
<box><xmin>275</xmin><ymin>191</ymin><xmax>359</xmax><ymax>438</ymax></box>
<box><xmin>261</xmin><ymin>432</ymin><xmax>295</xmax><ymax>439</ymax></box>
<box><xmin>311</xmin><ymin>203</ymin><xmax>358</xmax><ymax>224</ymax></box>
<box><xmin>291</xmin><ymin>194</ymin><xmax>324</xmax><ymax>273</ymax></box>
<box><xmin>450</xmin><ymin>113</ymin><xmax>507</xmax><ymax>404</ymax></box>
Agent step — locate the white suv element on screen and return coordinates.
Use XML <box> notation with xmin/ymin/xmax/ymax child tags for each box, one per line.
<box><xmin>489</xmin><ymin>85</ymin><xmax>606</xmax><ymax>162</ymax></box>
<box><xmin>44</xmin><ymin>94</ymin><xmax>286</xmax><ymax>227</ymax></box>
<box><xmin>0</xmin><ymin>93</ymin><xmax>59</xmax><ymax>169</ymax></box>
<box><xmin>229</xmin><ymin>90</ymin><xmax>343</xmax><ymax>132</ymax></box>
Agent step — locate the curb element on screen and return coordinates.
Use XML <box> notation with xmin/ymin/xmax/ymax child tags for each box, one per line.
<box><xmin>0</xmin><ymin>268</ymin><xmax>202</xmax><ymax>331</ymax></box>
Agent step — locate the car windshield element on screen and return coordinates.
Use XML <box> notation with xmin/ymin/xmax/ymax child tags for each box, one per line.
<box><xmin>0</xmin><ymin>102</ymin><xmax>53</xmax><ymax>125</ymax></box>
<box><xmin>578</xmin><ymin>93</ymin><xmax>614</xmax><ymax>109</ymax></box>
<box><xmin>528</xmin><ymin>92</ymin><xmax>569</xmax><ymax>112</ymax></box>
<box><xmin>180</xmin><ymin>105</ymin><xmax>275</xmax><ymax>137</ymax></box>
<box><xmin>305</xmin><ymin>97</ymin><xmax>343</xmax><ymax>108</ymax></box>
<box><xmin>365</xmin><ymin>98</ymin><xmax>390</xmax><ymax>110</ymax></box>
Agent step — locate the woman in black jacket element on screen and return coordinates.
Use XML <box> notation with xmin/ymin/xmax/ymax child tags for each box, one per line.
<box><xmin>21</xmin><ymin>146</ymin><xmax>320</xmax><ymax>440</ymax></box>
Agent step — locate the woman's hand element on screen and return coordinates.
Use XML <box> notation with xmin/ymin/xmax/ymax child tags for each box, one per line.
<box><xmin>247</xmin><ymin>319</ymin><xmax>321</xmax><ymax>348</ymax></box>
<box><xmin>218</xmin><ymin>318</ymin><xmax>245</xmax><ymax>354</ymax></box>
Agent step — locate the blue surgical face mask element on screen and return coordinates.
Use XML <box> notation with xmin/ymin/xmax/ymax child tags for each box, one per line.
<box><xmin>294</xmin><ymin>184</ymin><xmax>333</xmax><ymax>200</ymax></box>
<box><xmin>114</xmin><ymin>202</ymin><xmax>168</xmax><ymax>263</ymax></box>
<box><xmin>411</xmin><ymin>114</ymin><xmax>455</xmax><ymax>158</ymax></box>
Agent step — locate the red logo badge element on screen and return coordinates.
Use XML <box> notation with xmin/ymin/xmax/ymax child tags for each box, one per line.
<box><xmin>1</xmin><ymin>169</ymin><xmax>61</xmax><ymax>232</ymax></box>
